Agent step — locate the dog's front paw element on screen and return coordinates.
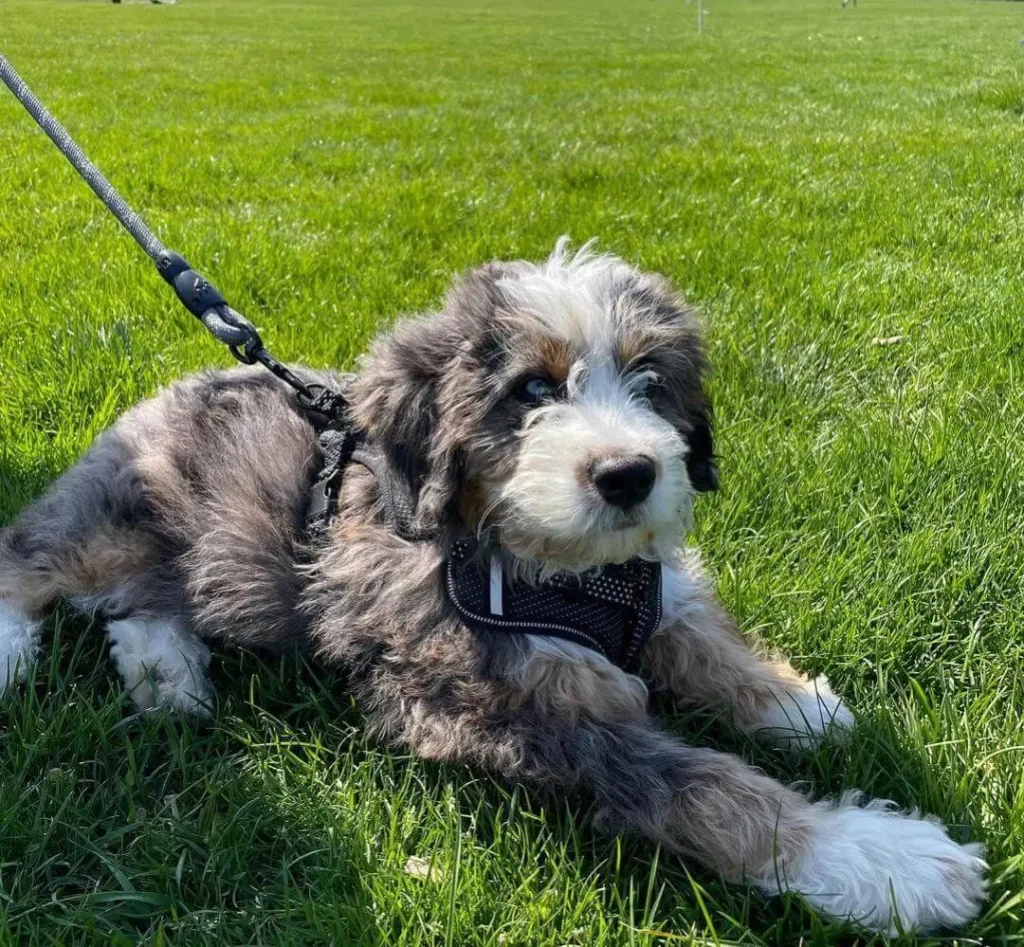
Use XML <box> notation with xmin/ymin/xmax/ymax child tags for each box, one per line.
<box><xmin>758</xmin><ymin>791</ymin><xmax>987</xmax><ymax>934</ymax></box>
<box><xmin>750</xmin><ymin>675</ymin><xmax>855</xmax><ymax>751</ymax></box>
<box><xmin>107</xmin><ymin>616</ymin><xmax>214</xmax><ymax>718</ymax></box>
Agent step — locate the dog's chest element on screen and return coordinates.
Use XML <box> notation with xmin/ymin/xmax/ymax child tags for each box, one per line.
<box><xmin>445</xmin><ymin>541</ymin><xmax>663</xmax><ymax>671</ymax></box>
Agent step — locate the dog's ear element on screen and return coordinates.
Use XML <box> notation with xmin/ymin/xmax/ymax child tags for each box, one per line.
<box><xmin>348</xmin><ymin>312</ymin><xmax>463</xmax><ymax>537</ymax></box>
<box><xmin>685</xmin><ymin>401</ymin><xmax>719</xmax><ymax>492</ymax></box>
<box><xmin>349</xmin><ymin>262</ymin><xmax>516</xmax><ymax>539</ymax></box>
<box><xmin>618</xmin><ymin>272</ymin><xmax>719</xmax><ymax>494</ymax></box>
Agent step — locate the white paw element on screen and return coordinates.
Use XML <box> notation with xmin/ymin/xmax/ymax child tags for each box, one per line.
<box><xmin>151</xmin><ymin>672</ymin><xmax>214</xmax><ymax>717</ymax></box>
<box><xmin>757</xmin><ymin>791</ymin><xmax>987</xmax><ymax>934</ymax></box>
<box><xmin>750</xmin><ymin>675</ymin><xmax>855</xmax><ymax>750</ymax></box>
<box><xmin>108</xmin><ymin>615</ymin><xmax>213</xmax><ymax>718</ymax></box>
<box><xmin>144</xmin><ymin>648</ymin><xmax>214</xmax><ymax>717</ymax></box>
<box><xmin>0</xmin><ymin>600</ymin><xmax>41</xmax><ymax>693</ymax></box>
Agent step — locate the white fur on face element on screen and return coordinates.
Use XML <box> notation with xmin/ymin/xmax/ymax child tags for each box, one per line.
<box><xmin>497</xmin><ymin>239</ymin><xmax>628</xmax><ymax>353</ymax></box>
<box><xmin>493</xmin><ymin>242</ymin><xmax>694</xmax><ymax>570</ymax></box>
<box><xmin>499</xmin><ymin>366</ymin><xmax>691</xmax><ymax>568</ymax></box>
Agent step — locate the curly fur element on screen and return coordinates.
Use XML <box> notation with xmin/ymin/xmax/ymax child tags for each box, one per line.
<box><xmin>0</xmin><ymin>242</ymin><xmax>985</xmax><ymax>934</ymax></box>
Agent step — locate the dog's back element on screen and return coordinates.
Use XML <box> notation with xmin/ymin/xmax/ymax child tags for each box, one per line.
<box><xmin>0</xmin><ymin>366</ymin><xmax>336</xmax><ymax>646</ymax></box>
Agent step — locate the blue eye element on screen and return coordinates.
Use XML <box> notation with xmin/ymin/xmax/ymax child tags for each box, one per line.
<box><xmin>519</xmin><ymin>375</ymin><xmax>557</xmax><ymax>403</ymax></box>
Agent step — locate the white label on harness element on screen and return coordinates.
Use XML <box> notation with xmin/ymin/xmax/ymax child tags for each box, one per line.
<box><xmin>489</xmin><ymin>556</ymin><xmax>504</xmax><ymax>616</ymax></box>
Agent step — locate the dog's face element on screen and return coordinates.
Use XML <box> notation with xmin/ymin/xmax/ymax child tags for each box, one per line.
<box><xmin>351</xmin><ymin>241</ymin><xmax>716</xmax><ymax>571</ymax></box>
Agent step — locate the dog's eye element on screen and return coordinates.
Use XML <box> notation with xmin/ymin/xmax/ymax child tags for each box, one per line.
<box><xmin>517</xmin><ymin>375</ymin><xmax>557</xmax><ymax>403</ymax></box>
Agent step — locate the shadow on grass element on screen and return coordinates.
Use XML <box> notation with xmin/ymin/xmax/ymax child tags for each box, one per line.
<box><xmin>0</xmin><ymin>592</ymin><xmax>992</xmax><ymax>946</ymax></box>
<box><xmin>203</xmin><ymin>649</ymin><xmax>995</xmax><ymax>945</ymax></box>
<box><xmin>0</xmin><ymin>624</ymin><xmax>381</xmax><ymax>946</ymax></box>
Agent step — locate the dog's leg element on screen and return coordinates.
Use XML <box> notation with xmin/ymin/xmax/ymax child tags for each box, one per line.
<box><xmin>0</xmin><ymin>599</ymin><xmax>42</xmax><ymax>694</ymax></box>
<box><xmin>1</xmin><ymin>500</ymin><xmax>211</xmax><ymax>715</ymax></box>
<box><xmin>0</xmin><ymin>428</ymin><xmax>181</xmax><ymax>698</ymax></box>
<box><xmin>107</xmin><ymin>614</ymin><xmax>213</xmax><ymax>716</ymax></box>
<box><xmin>376</xmin><ymin>692</ymin><xmax>984</xmax><ymax>934</ymax></box>
<box><xmin>644</xmin><ymin>553</ymin><xmax>854</xmax><ymax>750</ymax></box>
<box><xmin>0</xmin><ymin>524</ymin><xmax>56</xmax><ymax>695</ymax></box>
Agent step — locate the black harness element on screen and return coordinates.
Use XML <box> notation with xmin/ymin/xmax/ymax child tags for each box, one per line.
<box><xmin>446</xmin><ymin>541</ymin><xmax>662</xmax><ymax>672</ymax></box>
<box><xmin>305</xmin><ymin>425</ymin><xmax>424</xmax><ymax>541</ymax></box>
<box><xmin>305</xmin><ymin>407</ymin><xmax>663</xmax><ymax>673</ymax></box>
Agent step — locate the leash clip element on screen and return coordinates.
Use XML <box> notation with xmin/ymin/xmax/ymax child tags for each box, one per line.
<box><xmin>156</xmin><ymin>250</ymin><xmax>263</xmax><ymax>355</ymax></box>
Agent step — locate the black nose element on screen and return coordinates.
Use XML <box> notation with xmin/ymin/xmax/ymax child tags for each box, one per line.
<box><xmin>590</xmin><ymin>455</ymin><xmax>657</xmax><ymax>509</ymax></box>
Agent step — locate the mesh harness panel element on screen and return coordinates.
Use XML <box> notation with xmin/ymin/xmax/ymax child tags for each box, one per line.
<box><xmin>445</xmin><ymin>541</ymin><xmax>662</xmax><ymax>672</ymax></box>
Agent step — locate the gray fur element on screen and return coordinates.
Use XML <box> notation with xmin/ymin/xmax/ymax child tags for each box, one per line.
<box><xmin>0</xmin><ymin>250</ymin><xmax>864</xmax><ymax>902</ymax></box>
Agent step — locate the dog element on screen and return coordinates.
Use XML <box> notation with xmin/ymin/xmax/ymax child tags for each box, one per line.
<box><xmin>0</xmin><ymin>240</ymin><xmax>986</xmax><ymax>934</ymax></box>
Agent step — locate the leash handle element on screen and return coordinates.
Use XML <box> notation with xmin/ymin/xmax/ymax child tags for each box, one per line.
<box><xmin>0</xmin><ymin>52</ymin><xmax>276</xmax><ymax>373</ymax></box>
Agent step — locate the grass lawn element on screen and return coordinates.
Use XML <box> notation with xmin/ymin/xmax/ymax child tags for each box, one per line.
<box><xmin>2</xmin><ymin>0</ymin><xmax>1024</xmax><ymax>942</ymax></box>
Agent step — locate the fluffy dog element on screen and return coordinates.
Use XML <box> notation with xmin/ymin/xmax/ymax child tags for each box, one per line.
<box><xmin>0</xmin><ymin>241</ymin><xmax>986</xmax><ymax>933</ymax></box>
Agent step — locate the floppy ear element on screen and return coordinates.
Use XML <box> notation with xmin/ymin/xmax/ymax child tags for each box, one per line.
<box><xmin>348</xmin><ymin>263</ymin><xmax>515</xmax><ymax>540</ymax></box>
<box><xmin>347</xmin><ymin>313</ymin><xmax>465</xmax><ymax>538</ymax></box>
<box><xmin>685</xmin><ymin>402</ymin><xmax>719</xmax><ymax>493</ymax></box>
<box><xmin>622</xmin><ymin>281</ymin><xmax>719</xmax><ymax>494</ymax></box>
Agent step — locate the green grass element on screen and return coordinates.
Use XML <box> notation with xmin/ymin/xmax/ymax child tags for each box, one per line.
<box><xmin>1</xmin><ymin>0</ymin><xmax>1024</xmax><ymax>942</ymax></box>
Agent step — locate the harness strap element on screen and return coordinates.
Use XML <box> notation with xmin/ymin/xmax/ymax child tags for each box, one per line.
<box><xmin>306</xmin><ymin>426</ymin><xmax>359</xmax><ymax>534</ymax></box>
<box><xmin>349</xmin><ymin>444</ymin><xmax>426</xmax><ymax>540</ymax></box>
<box><xmin>305</xmin><ymin>424</ymin><xmax>430</xmax><ymax>541</ymax></box>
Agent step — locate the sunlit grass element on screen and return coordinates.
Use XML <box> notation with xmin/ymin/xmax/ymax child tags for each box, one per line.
<box><xmin>1</xmin><ymin>0</ymin><xmax>1023</xmax><ymax>942</ymax></box>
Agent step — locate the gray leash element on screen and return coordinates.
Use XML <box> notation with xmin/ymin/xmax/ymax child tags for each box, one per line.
<box><xmin>0</xmin><ymin>52</ymin><xmax>332</xmax><ymax>410</ymax></box>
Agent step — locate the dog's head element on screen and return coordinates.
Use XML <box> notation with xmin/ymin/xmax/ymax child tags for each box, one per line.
<box><xmin>349</xmin><ymin>240</ymin><xmax>716</xmax><ymax>572</ymax></box>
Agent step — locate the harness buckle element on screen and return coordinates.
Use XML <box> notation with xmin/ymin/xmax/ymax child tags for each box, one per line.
<box><xmin>306</xmin><ymin>425</ymin><xmax>359</xmax><ymax>535</ymax></box>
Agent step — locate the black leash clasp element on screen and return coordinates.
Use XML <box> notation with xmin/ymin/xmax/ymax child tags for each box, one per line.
<box><xmin>155</xmin><ymin>248</ymin><xmax>351</xmax><ymax>437</ymax></box>
<box><xmin>156</xmin><ymin>250</ymin><xmax>227</xmax><ymax>319</ymax></box>
<box><xmin>156</xmin><ymin>250</ymin><xmax>265</xmax><ymax>363</ymax></box>
<box><xmin>155</xmin><ymin>249</ymin><xmax>351</xmax><ymax>430</ymax></box>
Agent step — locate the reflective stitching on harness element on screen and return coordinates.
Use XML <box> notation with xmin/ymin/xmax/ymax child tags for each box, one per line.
<box><xmin>489</xmin><ymin>556</ymin><xmax>504</xmax><ymax>616</ymax></box>
<box><xmin>445</xmin><ymin>559</ymin><xmax>608</xmax><ymax>657</ymax></box>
